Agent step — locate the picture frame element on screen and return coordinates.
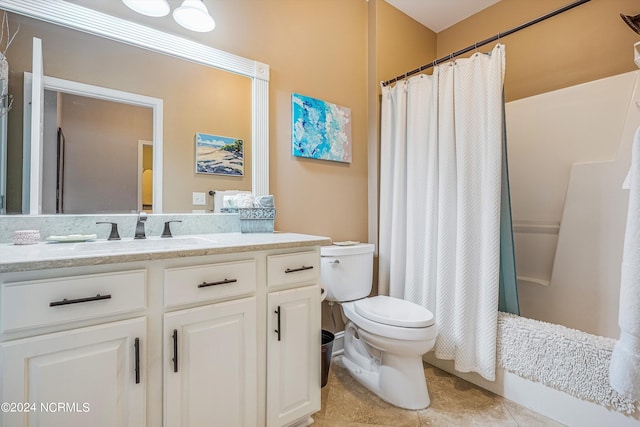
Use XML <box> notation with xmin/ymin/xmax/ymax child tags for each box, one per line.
<box><xmin>292</xmin><ymin>93</ymin><xmax>352</xmax><ymax>163</ymax></box>
<box><xmin>195</xmin><ymin>132</ymin><xmax>244</xmax><ymax>176</ymax></box>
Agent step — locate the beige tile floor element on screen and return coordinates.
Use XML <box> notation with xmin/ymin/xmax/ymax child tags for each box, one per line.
<box><xmin>312</xmin><ymin>357</ymin><xmax>565</xmax><ymax>427</ymax></box>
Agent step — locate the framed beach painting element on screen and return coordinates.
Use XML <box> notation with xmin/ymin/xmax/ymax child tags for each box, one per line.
<box><xmin>195</xmin><ymin>133</ymin><xmax>244</xmax><ymax>176</ymax></box>
<box><xmin>291</xmin><ymin>93</ymin><xmax>352</xmax><ymax>163</ymax></box>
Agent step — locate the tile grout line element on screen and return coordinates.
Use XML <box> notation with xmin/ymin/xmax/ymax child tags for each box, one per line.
<box><xmin>500</xmin><ymin>398</ymin><xmax>524</xmax><ymax>427</ymax></box>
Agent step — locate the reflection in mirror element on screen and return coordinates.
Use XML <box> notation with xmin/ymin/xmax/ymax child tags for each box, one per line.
<box><xmin>23</xmin><ymin>69</ymin><xmax>163</xmax><ymax>214</ymax></box>
<box><xmin>41</xmin><ymin>91</ymin><xmax>153</xmax><ymax>214</ymax></box>
<box><xmin>1</xmin><ymin>5</ymin><xmax>256</xmax><ymax>214</ymax></box>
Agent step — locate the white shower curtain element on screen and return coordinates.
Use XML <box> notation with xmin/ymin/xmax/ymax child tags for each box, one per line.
<box><xmin>379</xmin><ymin>44</ymin><xmax>506</xmax><ymax>380</ymax></box>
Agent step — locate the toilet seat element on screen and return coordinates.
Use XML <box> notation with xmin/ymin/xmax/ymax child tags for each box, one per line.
<box><xmin>342</xmin><ymin>298</ymin><xmax>437</xmax><ymax>342</ymax></box>
<box><xmin>354</xmin><ymin>295</ymin><xmax>434</xmax><ymax>328</ymax></box>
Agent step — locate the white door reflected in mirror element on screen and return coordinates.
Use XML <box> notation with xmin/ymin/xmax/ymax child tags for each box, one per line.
<box><xmin>23</xmin><ymin>61</ymin><xmax>163</xmax><ymax>215</ymax></box>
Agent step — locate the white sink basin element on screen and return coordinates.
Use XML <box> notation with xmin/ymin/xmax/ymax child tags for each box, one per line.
<box><xmin>73</xmin><ymin>236</ymin><xmax>213</xmax><ymax>253</ymax></box>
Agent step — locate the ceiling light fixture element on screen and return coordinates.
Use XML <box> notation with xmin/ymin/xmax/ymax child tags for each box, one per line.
<box><xmin>173</xmin><ymin>0</ymin><xmax>216</xmax><ymax>32</ymax></box>
<box><xmin>122</xmin><ymin>0</ymin><xmax>170</xmax><ymax>17</ymax></box>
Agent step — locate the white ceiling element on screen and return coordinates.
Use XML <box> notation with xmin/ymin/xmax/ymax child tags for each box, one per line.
<box><xmin>384</xmin><ymin>0</ymin><xmax>502</xmax><ymax>33</ymax></box>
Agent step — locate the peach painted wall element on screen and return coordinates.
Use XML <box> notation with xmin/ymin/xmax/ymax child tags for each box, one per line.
<box><xmin>437</xmin><ymin>0</ymin><xmax>640</xmax><ymax>102</ymax></box>
<box><xmin>375</xmin><ymin>0</ymin><xmax>437</xmax><ymax>87</ymax></box>
<box><xmin>204</xmin><ymin>0</ymin><xmax>371</xmax><ymax>241</ymax></box>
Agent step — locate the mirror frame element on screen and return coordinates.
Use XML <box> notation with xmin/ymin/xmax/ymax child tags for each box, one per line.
<box><xmin>0</xmin><ymin>0</ymin><xmax>270</xmax><ymax>213</ymax></box>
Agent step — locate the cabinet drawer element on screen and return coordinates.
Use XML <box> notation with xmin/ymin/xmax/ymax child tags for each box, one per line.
<box><xmin>267</xmin><ymin>251</ymin><xmax>319</xmax><ymax>288</ymax></box>
<box><xmin>1</xmin><ymin>270</ymin><xmax>146</xmax><ymax>333</ymax></box>
<box><xmin>164</xmin><ymin>259</ymin><xmax>256</xmax><ymax>308</ymax></box>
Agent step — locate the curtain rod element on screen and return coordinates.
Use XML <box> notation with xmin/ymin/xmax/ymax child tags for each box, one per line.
<box><xmin>381</xmin><ymin>0</ymin><xmax>592</xmax><ymax>87</ymax></box>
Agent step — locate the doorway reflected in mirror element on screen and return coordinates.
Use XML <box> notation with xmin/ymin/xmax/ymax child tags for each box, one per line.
<box><xmin>41</xmin><ymin>91</ymin><xmax>153</xmax><ymax>214</ymax></box>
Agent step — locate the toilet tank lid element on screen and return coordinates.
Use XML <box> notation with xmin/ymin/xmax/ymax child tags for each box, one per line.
<box><xmin>321</xmin><ymin>243</ymin><xmax>375</xmax><ymax>256</ymax></box>
<box><xmin>355</xmin><ymin>295</ymin><xmax>434</xmax><ymax>328</ymax></box>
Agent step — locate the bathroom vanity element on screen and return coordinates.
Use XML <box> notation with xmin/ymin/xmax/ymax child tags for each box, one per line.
<box><xmin>0</xmin><ymin>1</ymin><xmax>328</xmax><ymax>424</ymax></box>
<box><xmin>0</xmin><ymin>232</ymin><xmax>330</xmax><ymax>427</ymax></box>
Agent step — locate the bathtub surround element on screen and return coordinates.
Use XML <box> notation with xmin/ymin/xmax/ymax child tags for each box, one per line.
<box><xmin>0</xmin><ymin>213</ymin><xmax>240</xmax><ymax>244</ymax></box>
<box><xmin>506</xmin><ymin>70</ymin><xmax>640</xmax><ymax>339</ymax></box>
<box><xmin>610</xmin><ymin>126</ymin><xmax>640</xmax><ymax>402</ymax></box>
<box><xmin>379</xmin><ymin>44</ymin><xmax>515</xmax><ymax>381</ymax></box>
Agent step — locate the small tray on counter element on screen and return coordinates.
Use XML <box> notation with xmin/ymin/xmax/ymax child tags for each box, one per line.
<box><xmin>46</xmin><ymin>234</ymin><xmax>98</xmax><ymax>243</ymax></box>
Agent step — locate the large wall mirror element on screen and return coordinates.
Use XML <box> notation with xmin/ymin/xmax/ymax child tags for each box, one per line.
<box><xmin>0</xmin><ymin>0</ymin><xmax>269</xmax><ymax>215</ymax></box>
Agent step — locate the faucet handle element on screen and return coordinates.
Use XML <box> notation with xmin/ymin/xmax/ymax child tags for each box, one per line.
<box><xmin>161</xmin><ymin>220</ymin><xmax>182</xmax><ymax>238</ymax></box>
<box><xmin>134</xmin><ymin>212</ymin><xmax>148</xmax><ymax>240</ymax></box>
<box><xmin>96</xmin><ymin>222</ymin><xmax>121</xmax><ymax>240</ymax></box>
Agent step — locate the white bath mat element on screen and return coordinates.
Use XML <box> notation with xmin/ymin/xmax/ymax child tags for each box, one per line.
<box><xmin>497</xmin><ymin>312</ymin><xmax>638</xmax><ymax>414</ymax></box>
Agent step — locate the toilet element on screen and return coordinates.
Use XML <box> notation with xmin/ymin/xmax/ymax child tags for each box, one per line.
<box><xmin>320</xmin><ymin>243</ymin><xmax>437</xmax><ymax>410</ymax></box>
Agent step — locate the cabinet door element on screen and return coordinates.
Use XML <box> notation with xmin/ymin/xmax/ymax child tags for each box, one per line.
<box><xmin>1</xmin><ymin>317</ymin><xmax>146</xmax><ymax>427</ymax></box>
<box><xmin>267</xmin><ymin>286</ymin><xmax>321</xmax><ymax>427</ymax></box>
<box><xmin>164</xmin><ymin>296</ymin><xmax>257</xmax><ymax>427</ymax></box>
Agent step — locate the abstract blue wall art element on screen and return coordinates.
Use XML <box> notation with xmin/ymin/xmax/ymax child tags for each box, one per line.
<box><xmin>195</xmin><ymin>133</ymin><xmax>244</xmax><ymax>176</ymax></box>
<box><xmin>292</xmin><ymin>93</ymin><xmax>352</xmax><ymax>163</ymax></box>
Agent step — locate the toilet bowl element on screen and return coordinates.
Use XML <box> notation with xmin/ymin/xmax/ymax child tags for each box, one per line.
<box><xmin>320</xmin><ymin>244</ymin><xmax>437</xmax><ymax>410</ymax></box>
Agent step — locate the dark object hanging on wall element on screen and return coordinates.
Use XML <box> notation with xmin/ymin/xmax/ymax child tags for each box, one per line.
<box><xmin>621</xmin><ymin>13</ymin><xmax>640</xmax><ymax>35</ymax></box>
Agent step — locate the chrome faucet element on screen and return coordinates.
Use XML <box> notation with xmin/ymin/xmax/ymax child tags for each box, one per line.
<box><xmin>134</xmin><ymin>212</ymin><xmax>148</xmax><ymax>239</ymax></box>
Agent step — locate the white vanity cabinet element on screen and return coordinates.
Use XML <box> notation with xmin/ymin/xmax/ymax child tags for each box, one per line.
<box><xmin>0</xmin><ymin>234</ymin><xmax>328</xmax><ymax>427</ymax></box>
<box><xmin>1</xmin><ymin>318</ymin><xmax>146</xmax><ymax>427</ymax></box>
<box><xmin>266</xmin><ymin>252</ymin><xmax>321</xmax><ymax>427</ymax></box>
<box><xmin>0</xmin><ymin>270</ymin><xmax>148</xmax><ymax>427</ymax></box>
<box><xmin>162</xmin><ymin>260</ymin><xmax>258</xmax><ymax>427</ymax></box>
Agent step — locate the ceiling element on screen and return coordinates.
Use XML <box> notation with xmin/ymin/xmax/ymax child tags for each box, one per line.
<box><xmin>384</xmin><ymin>0</ymin><xmax>502</xmax><ymax>33</ymax></box>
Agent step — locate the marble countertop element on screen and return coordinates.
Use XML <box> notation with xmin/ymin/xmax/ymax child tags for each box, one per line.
<box><xmin>0</xmin><ymin>232</ymin><xmax>332</xmax><ymax>273</ymax></box>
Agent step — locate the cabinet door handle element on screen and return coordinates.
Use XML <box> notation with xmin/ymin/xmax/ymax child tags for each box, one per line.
<box><xmin>134</xmin><ymin>337</ymin><xmax>141</xmax><ymax>384</ymax></box>
<box><xmin>274</xmin><ymin>306</ymin><xmax>281</xmax><ymax>341</ymax></box>
<box><xmin>197</xmin><ymin>278</ymin><xmax>237</xmax><ymax>288</ymax></box>
<box><xmin>284</xmin><ymin>266</ymin><xmax>314</xmax><ymax>274</ymax></box>
<box><xmin>172</xmin><ymin>329</ymin><xmax>179</xmax><ymax>373</ymax></box>
<box><xmin>49</xmin><ymin>293</ymin><xmax>111</xmax><ymax>307</ymax></box>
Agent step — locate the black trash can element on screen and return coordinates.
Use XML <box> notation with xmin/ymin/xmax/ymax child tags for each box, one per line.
<box><xmin>321</xmin><ymin>330</ymin><xmax>335</xmax><ymax>388</ymax></box>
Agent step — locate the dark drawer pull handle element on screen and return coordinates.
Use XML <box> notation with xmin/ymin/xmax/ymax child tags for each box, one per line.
<box><xmin>197</xmin><ymin>278</ymin><xmax>238</xmax><ymax>288</ymax></box>
<box><xmin>172</xmin><ymin>329</ymin><xmax>179</xmax><ymax>373</ymax></box>
<box><xmin>284</xmin><ymin>266</ymin><xmax>314</xmax><ymax>274</ymax></box>
<box><xmin>274</xmin><ymin>306</ymin><xmax>281</xmax><ymax>341</ymax></box>
<box><xmin>134</xmin><ymin>337</ymin><xmax>141</xmax><ymax>384</ymax></box>
<box><xmin>49</xmin><ymin>294</ymin><xmax>112</xmax><ymax>307</ymax></box>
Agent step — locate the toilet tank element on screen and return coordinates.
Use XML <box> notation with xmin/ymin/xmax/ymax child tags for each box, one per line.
<box><xmin>320</xmin><ymin>243</ymin><xmax>375</xmax><ymax>302</ymax></box>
